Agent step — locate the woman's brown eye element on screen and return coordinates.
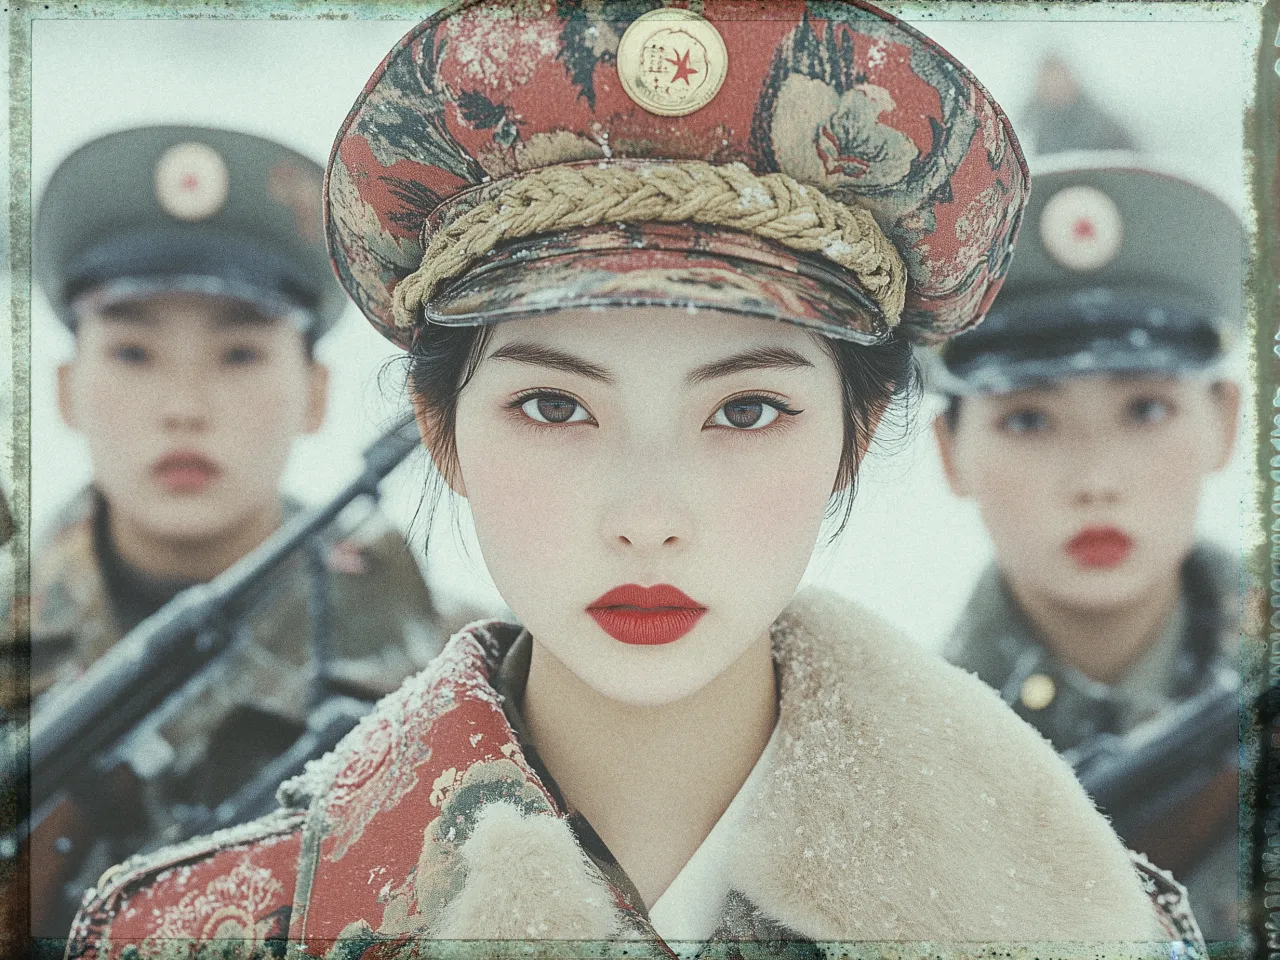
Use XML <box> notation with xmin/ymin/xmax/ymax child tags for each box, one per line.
<box><xmin>539</xmin><ymin>399</ymin><xmax>574</xmax><ymax>422</ymax></box>
<box><xmin>712</xmin><ymin>400</ymin><xmax>780</xmax><ymax>430</ymax></box>
<box><xmin>727</xmin><ymin>402</ymin><xmax>763</xmax><ymax>428</ymax></box>
<box><xmin>520</xmin><ymin>395</ymin><xmax>589</xmax><ymax>424</ymax></box>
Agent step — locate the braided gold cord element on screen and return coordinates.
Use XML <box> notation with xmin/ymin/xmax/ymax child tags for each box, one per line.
<box><xmin>392</xmin><ymin>161</ymin><xmax>907</xmax><ymax>330</ymax></box>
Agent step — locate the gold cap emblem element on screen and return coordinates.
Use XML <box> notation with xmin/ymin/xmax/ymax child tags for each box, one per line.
<box><xmin>617</xmin><ymin>8</ymin><xmax>728</xmax><ymax>118</ymax></box>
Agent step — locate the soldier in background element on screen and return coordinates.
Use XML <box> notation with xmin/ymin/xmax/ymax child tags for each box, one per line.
<box><xmin>1020</xmin><ymin>54</ymin><xmax>1136</xmax><ymax>156</ymax></box>
<box><xmin>930</xmin><ymin>160</ymin><xmax>1244</xmax><ymax>940</ymax></box>
<box><xmin>20</xmin><ymin>126</ymin><xmax>470</xmax><ymax>936</ymax></box>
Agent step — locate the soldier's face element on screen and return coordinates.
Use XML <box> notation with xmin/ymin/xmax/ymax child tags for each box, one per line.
<box><xmin>445</xmin><ymin>308</ymin><xmax>846</xmax><ymax>707</ymax></box>
<box><xmin>57</xmin><ymin>291</ymin><xmax>328</xmax><ymax>547</ymax></box>
<box><xmin>935</xmin><ymin>375</ymin><xmax>1239</xmax><ymax>611</ymax></box>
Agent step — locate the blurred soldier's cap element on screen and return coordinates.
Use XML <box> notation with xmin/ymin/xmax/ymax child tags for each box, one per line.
<box><xmin>327</xmin><ymin>0</ymin><xmax>1028</xmax><ymax>351</ymax></box>
<box><xmin>35</xmin><ymin>125</ymin><xmax>347</xmax><ymax>340</ymax></box>
<box><xmin>932</xmin><ymin>155</ymin><xmax>1246</xmax><ymax>394</ymax></box>
<box><xmin>1020</xmin><ymin>55</ymin><xmax>1136</xmax><ymax>157</ymax></box>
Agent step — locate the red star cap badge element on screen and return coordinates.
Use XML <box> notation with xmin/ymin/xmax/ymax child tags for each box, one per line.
<box><xmin>667</xmin><ymin>49</ymin><xmax>699</xmax><ymax>85</ymax></box>
<box><xmin>1072</xmin><ymin>217</ymin><xmax>1095</xmax><ymax>241</ymax></box>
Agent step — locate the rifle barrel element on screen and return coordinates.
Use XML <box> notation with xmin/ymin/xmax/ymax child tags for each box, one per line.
<box><xmin>10</xmin><ymin>412</ymin><xmax>421</xmax><ymax>805</ymax></box>
<box><xmin>1069</xmin><ymin>673</ymin><xmax>1239</xmax><ymax>836</ymax></box>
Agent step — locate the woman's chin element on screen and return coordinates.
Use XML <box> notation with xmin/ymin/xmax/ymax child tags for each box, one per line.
<box><xmin>567</xmin><ymin>659</ymin><xmax>718</xmax><ymax>708</ymax></box>
<box><xmin>524</xmin><ymin>605</ymin><xmax>781</xmax><ymax>709</ymax></box>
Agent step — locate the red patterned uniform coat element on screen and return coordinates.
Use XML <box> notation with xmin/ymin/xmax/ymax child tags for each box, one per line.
<box><xmin>67</xmin><ymin>591</ymin><xmax>1206</xmax><ymax>959</ymax></box>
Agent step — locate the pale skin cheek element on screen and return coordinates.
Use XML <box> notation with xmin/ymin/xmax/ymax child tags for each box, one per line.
<box><xmin>718</xmin><ymin>463</ymin><xmax>828</xmax><ymax>564</ymax></box>
<box><xmin>219</xmin><ymin>384</ymin><xmax>306</xmax><ymax>488</ymax></box>
<box><xmin>474</xmin><ymin>483</ymin><xmax>576</xmax><ymax>562</ymax></box>
<box><xmin>1126</xmin><ymin>444</ymin><xmax>1205</xmax><ymax>556</ymax></box>
<box><xmin>462</xmin><ymin>456</ymin><xmax>583</xmax><ymax>599</ymax></box>
<box><xmin>74</xmin><ymin>370</ymin><xmax>157</xmax><ymax>489</ymax></box>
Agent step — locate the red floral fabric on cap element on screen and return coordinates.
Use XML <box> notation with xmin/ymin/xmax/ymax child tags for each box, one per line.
<box><xmin>326</xmin><ymin>0</ymin><xmax>1028</xmax><ymax>347</ymax></box>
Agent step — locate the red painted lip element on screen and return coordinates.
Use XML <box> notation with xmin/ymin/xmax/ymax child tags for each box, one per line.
<box><xmin>152</xmin><ymin>451</ymin><xmax>221</xmax><ymax>494</ymax></box>
<box><xmin>587</xmin><ymin>583</ymin><xmax>706</xmax><ymax>646</ymax></box>
<box><xmin>1066</xmin><ymin>527</ymin><xmax>1133</xmax><ymax>569</ymax></box>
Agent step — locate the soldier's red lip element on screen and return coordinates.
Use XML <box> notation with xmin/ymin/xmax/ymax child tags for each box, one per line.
<box><xmin>1066</xmin><ymin>526</ymin><xmax>1133</xmax><ymax>569</ymax></box>
<box><xmin>587</xmin><ymin>584</ymin><xmax>706</xmax><ymax>646</ymax></box>
<box><xmin>152</xmin><ymin>451</ymin><xmax>221</xmax><ymax>493</ymax></box>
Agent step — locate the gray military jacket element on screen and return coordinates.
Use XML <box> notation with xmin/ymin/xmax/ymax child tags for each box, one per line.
<box><xmin>945</xmin><ymin>545</ymin><xmax>1241</xmax><ymax>942</ymax></box>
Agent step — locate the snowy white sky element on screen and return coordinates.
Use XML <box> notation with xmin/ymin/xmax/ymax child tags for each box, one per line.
<box><xmin>24</xmin><ymin>8</ymin><xmax>1259</xmax><ymax>650</ymax></box>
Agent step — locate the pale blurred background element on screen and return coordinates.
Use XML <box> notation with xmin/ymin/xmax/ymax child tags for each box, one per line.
<box><xmin>26</xmin><ymin>10</ymin><xmax>1258</xmax><ymax>651</ymax></box>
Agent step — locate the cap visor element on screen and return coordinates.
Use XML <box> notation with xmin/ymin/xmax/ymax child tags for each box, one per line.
<box><xmin>938</xmin><ymin>331</ymin><xmax>1222</xmax><ymax>394</ymax></box>
<box><xmin>63</xmin><ymin>225</ymin><xmax>320</xmax><ymax>328</ymax></box>
<box><xmin>71</xmin><ymin>274</ymin><xmax>316</xmax><ymax>332</ymax></box>
<box><xmin>423</xmin><ymin>225</ymin><xmax>890</xmax><ymax>345</ymax></box>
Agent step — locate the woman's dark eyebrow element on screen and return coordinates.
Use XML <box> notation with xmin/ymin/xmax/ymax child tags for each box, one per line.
<box><xmin>686</xmin><ymin>347</ymin><xmax>814</xmax><ymax>385</ymax></box>
<box><xmin>486</xmin><ymin>341</ymin><xmax>615</xmax><ymax>383</ymax></box>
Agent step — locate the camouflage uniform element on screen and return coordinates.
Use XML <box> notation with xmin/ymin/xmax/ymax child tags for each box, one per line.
<box><xmin>24</xmin><ymin>488</ymin><xmax>450</xmax><ymax>716</ymax></box>
<box><xmin>16</xmin><ymin>487</ymin><xmax>462</xmax><ymax>936</ymax></box>
<box><xmin>946</xmin><ymin>546</ymin><xmax>1240</xmax><ymax>940</ymax></box>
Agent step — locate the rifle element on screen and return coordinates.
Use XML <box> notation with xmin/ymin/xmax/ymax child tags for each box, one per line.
<box><xmin>3</xmin><ymin>411</ymin><xmax>422</xmax><ymax>936</ymax></box>
<box><xmin>177</xmin><ymin>694</ymin><xmax>372</xmax><ymax>838</ymax></box>
<box><xmin>1065</xmin><ymin>665</ymin><xmax>1240</xmax><ymax>874</ymax></box>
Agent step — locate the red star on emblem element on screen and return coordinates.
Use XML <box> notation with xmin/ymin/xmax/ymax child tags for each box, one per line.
<box><xmin>666</xmin><ymin>48</ymin><xmax>698</xmax><ymax>85</ymax></box>
<box><xmin>181</xmin><ymin>173</ymin><xmax>200</xmax><ymax>191</ymax></box>
<box><xmin>1072</xmin><ymin>217</ymin><xmax>1095</xmax><ymax>241</ymax></box>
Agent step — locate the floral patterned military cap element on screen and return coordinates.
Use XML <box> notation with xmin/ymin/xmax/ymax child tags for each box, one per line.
<box><xmin>326</xmin><ymin>0</ymin><xmax>1029</xmax><ymax>348</ymax></box>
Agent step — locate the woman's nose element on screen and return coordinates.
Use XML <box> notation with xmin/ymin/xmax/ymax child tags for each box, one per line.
<box><xmin>609</xmin><ymin>496</ymin><xmax>692</xmax><ymax>550</ymax></box>
<box><xmin>601</xmin><ymin>450</ymin><xmax>694</xmax><ymax>552</ymax></box>
<box><xmin>616</xmin><ymin>527</ymin><xmax>682</xmax><ymax>549</ymax></box>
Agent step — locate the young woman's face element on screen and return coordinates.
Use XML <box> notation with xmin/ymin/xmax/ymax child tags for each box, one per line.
<box><xmin>448</xmin><ymin>308</ymin><xmax>847</xmax><ymax>706</ymax></box>
<box><xmin>58</xmin><ymin>291</ymin><xmax>328</xmax><ymax>544</ymax></box>
<box><xmin>936</xmin><ymin>375</ymin><xmax>1239</xmax><ymax>611</ymax></box>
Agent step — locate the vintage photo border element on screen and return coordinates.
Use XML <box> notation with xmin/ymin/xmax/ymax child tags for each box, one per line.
<box><xmin>3</xmin><ymin>0</ymin><xmax>1270</xmax><ymax>956</ymax></box>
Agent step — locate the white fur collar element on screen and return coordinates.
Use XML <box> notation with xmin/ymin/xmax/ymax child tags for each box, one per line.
<box><xmin>441</xmin><ymin>588</ymin><xmax>1165</xmax><ymax>944</ymax></box>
